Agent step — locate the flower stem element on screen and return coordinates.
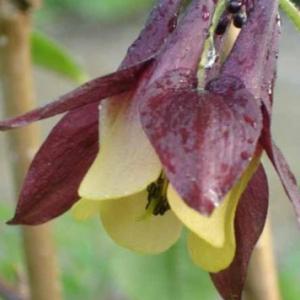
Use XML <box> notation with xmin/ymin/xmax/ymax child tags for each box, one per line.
<box><xmin>244</xmin><ymin>219</ymin><xmax>281</xmax><ymax>300</ymax></box>
<box><xmin>0</xmin><ymin>1</ymin><xmax>62</xmax><ymax>300</ymax></box>
<box><xmin>280</xmin><ymin>0</ymin><xmax>300</xmax><ymax>31</ymax></box>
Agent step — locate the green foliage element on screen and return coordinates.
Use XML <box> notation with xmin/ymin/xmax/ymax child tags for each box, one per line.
<box><xmin>54</xmin><ymin>214</ymin><xmax>216</xmax><ymax>300</ymax></box>
<box><xmin>279</xmin><ymin>242</ymin><xmax>300</xmax><ymax>300</ymax></box>
<box><xmin>36</xmin><ymin>0</ymin><xmax>300</xmax><ymax>24</ymax></box>
<box><xmin>0</xmin><ymin>200</ymin><xmax>216</xmax><ymax>300</ymax></box>
<box><xmin>0</xmin><ymin>202</ymin><xmax>24</xmax><ymax>283</ymax></box>
<box><xmin>1</xmin><ymin>199</ymin><xmax>300</xmax><ymax>299</ymax></box>
<box><xmin>42</xmin><ymin>0</ymin><xmax>154</xmax><ymax>21</ymax></box>
<box><xmin>109</xmin><ymin>231</ymin><xmax>216</xmax><ymax>300</ymax></box>
<box><xmin>32</xmin><ymin>31</ymin><xmax>88</xmax><ymax>83</ymax></box>
<box><xmin>280</xmin><ymin>0</ymin><xmax>300</xmax><ymax>31</ymax></box>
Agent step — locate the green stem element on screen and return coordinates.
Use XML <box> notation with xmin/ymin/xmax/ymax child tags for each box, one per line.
<box><xmin>199</xmin><ymin>0</ymin><xmax>225</xmax><ymax>71</ymax></box>
<box><xmin>210</xmin><ymin>0</ymin><xmax>226</xmax><ymax>41</ymax></box>
<box><xmin>280</xmin><ymin>0</ymin><xmax>300</xmax><ymax>31</ymax></box>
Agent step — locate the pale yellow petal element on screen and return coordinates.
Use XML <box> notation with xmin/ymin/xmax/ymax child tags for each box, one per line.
<box><xmin>100</xmin><ymin>190</ymin><xmax>182</xmax><ymax>254</ymax></box>
<box><xmin>79</xmin><ymin>95</ymin><xmax>161</xmax><ymax>201</ymax></box>
<box><xmin>71</xmin><ymin>198</ymin><xmax>100</xmax><ymax>221</ymax></box>
<box><xmin>168</xmin><ymin>157</ymin><xmax>260</xmax><ymax>272</ymax></box>
<box><xmin>187</xmin><ymin>231</ymin><xmax>234</xmax><ymax>273</ymax></box>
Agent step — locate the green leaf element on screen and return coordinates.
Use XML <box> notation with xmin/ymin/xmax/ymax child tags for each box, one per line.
<box><xmin>279</xmin><ymin>241</ymin><xmax>300</xmax><ymax>300</ymax></box>
<box><xmin>39</xmin><ymin>0</ymin><xmax>153</xmax><ymax>21</ymax></box>
<box><xmin>280</xmin><ymin>0</ymin><xmax>300</xmax><ymax>31</ymax></box>
<box><xmin>31</xmin><ymin>31</ymin><xmax>88</xmax><ymax>83</ymax></box>
<box><xmin>54</xmin><ymin>215</ymin><xmax>111</xmax><ymax>299</ymax></box>
<box><xmin>109</xmin><ymin>231</ymin><xmax>217</xmax><ymax>300</ymax></box>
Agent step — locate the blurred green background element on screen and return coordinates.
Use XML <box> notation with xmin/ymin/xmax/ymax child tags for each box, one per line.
<box><xmin>38</xmin><ymin>0</ymin><xmax>299</xmax><ymax>22</ymax></box>
<box><xmin>1</xmin><ymin>0</ymin><xmax>300</xmax><ymax>299</ymax></box>
<box><xmin>38</xmin><ymin>0</ymin><xmax>153</xmax><ymax>22</ymax></box>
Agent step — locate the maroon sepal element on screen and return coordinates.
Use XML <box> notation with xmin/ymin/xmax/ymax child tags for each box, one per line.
<box><xmin>259</xmin><ymin>23</ymin><xmax>280</xmax><ymax>115</ymax></box>
<box><xmin>147</xmin><ymin>0</ymin><xmax>217</xmax><ymax>84</ymax></box>
<box><xmin>211</xmin><ymin>164</ymin><xmax>269</xmax><ymax>300</ymax></box>
<box><xmin>0</xmin><ymin>0</ymin><xmax>185</xmax><ymax>131</ymax></box>
<box><xmin>221</xmin><ymin>0</ymin><xmax>279</xmax><ymax>98</ymax></box>
<box><xmin>121</xmin><ymin>0</ymin><xmax>182</xmax><ymax>67</ymax></box>
<box><xmin>8</xmin><ymin>104</ymin><xmax>99</xmax><ymax>225</ymax></box>
<box><xmin>266</xmin><ymin>140</ymin><xmax>300</xmax><ymax>221</ymax></box>
<box><xmin>0</xmin><ymin>59</ymin><xmax>152</xmax><ymax>131</ymax></box>
<box><xmin>261</xmin><ymin>114</ymin><xmax>300</xmax><ymax>223</ymax></box>
<box><xmin>257</xmin><ymin>10</ymin><xmax>300</xmax><ymax>222</ymax></box>
<box><xmin>141</xmin><ymin>71</ymin><xmax>262</xmax><ymax>214</ymax></box>
<box><xmin>7</xmin><ymin>0</ymin><xmax>183</xmax><ymax>224</ymax></box>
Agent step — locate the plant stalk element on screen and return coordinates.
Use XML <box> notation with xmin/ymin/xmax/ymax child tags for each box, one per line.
<box><xmin>244</xmin><ymin>219</ymin><xmax>281</xmax><ymax>300</ymax></box>
<box><xmin>0</xmin><ymin>2</ymin><xmax>62</xmax><ymax>300</ymax></box>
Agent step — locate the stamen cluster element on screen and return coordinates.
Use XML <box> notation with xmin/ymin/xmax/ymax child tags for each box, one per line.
<box><xmin>146</xmin><ymin>174</ymin><xmax>170</xmax><ymax>216</ymax></box>
<box><xmin>215</xmin><ymin>0</ymin><xmax>247</xmax><ymax>35</ymax></box>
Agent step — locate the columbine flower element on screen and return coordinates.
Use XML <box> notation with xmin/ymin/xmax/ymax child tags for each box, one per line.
<box><xmin>1</xmin><ymin>0</ymin><xmax>299</xmax><ymax>299</ymax></box>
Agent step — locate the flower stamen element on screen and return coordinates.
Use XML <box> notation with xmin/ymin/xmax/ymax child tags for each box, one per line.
<box><xmin>146</xmin><ymin>173</ymin><xmax>170</xmax><ymax>216</ymax></box>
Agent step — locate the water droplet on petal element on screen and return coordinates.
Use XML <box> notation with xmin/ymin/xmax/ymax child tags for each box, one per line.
<box><xmin>244</xmin><ymin>114</ymin><xmax>253</xmax><ymax>124</ymax></box>
<box><xmin>204</xmin><ymin>45</ymin><xmax>217</xmax><ymax>69</ymax></box>
<box><xmin>240</xmin><ymin>151</ymin><xmax>250</xmax><ymax>160</ymax></box>
<box><xmin>243</xmin><ymin>114</ymin><xmax>257</xmax><ymax>128</ymax></box>
<box><xmin>168</xmin><ymin>15</ymin><xmax>177</xmax><ymax>32</ymax></box>
<box><xmin>276</xmin><ymin>14</ymin><xmax>281</xmax><ymax>27</ymax></box>
<box><xmin>201</xmin><ymin>5</ymin><xmax>210</xmax><ymax>21</ymax></box>
<box><xmin>205</xmin><ymin>188</ymin><xmax>220</xmax><ymax>208</ymax></box>
<box><xmin>268</xmin><ymin>83</ymin><xmax>273</xmax><ymax>95</ymax></box>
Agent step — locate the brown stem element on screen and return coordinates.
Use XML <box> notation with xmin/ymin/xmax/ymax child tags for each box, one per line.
<box><xmin>244</xmin><ymin>219</ymin><xmax>281</xmax><ymax>300</ymax></box>
<box><xmin>0</xmin><ymin>2</ymin><xmax>62</xmax><ymax>300</ymax></box>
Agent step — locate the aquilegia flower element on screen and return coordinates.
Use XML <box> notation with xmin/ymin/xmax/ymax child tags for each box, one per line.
<box><xmin>1</xmin><ymin>0</ymin><xmax>299</xmax><ymax>299</ymax></box>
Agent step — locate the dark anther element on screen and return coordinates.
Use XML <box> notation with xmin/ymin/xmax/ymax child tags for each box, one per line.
<box><xmin>146</xmin><ymin>174</ymin><xmax>170</xmax><ymax>216</ymax></box>
<box><xmin>153</xmin><ymin>199</ymin><xmax>170</xmax><ymax>216</ymax></box>
<box><xmin>227</xmin><ymin>0</ymin><xmax>243</xmax><ymax>14</ymax></box>
<box><xmin>233</xmin><ymin>11</ymin><xmax>247</xmax><ymax>28</ymax></box>
<box><xmin>215</xmin><ymin>15</ymin><xmax>231</xmax><ymax>35</ymax></box>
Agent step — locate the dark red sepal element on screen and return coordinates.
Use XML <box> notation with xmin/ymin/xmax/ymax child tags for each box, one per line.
<box><xmin>7</xmin><ymin>0</ymin><xmax>184</xmax><ymax>224</ymax></box>
<box><xmin>121</xmin><ymin>0</ymin><xmax>182</xmax><ymax>67</ymax></box>
<box><xmin>258</xmin><ymin>21</ymin><xmax>300</xmax><ymax>222</ymax></box>
<box><xmin>0</xmin><ymin>60</ymin><xmax>152</xmax><ymax>131</ymax></box>
<box><xmin>221</xmin><ymin>0</ymin><xmax>279</xmax><ymax>98</ymax></box>
<box><xmin>261</xmin><ymin>111</ymin><xmax>300</xmax><ymax>223</ymax></box>
<box><xmin>140</xmin><ymin>70</ymin><xmax>262</xmax><ymax>214</ymax></box>
<box><xmin>8</xmin><ymin>104</ymin><xmax>99</xmax><ymax>225</ymax></box>
<box><xmin>1</xmin><ymin>0</ymin><xmax>184</xmax><ymax>131</ymax></box>
<box><xmin>211</xmin><ymin>164</ymin><xmax>269</xmax><ymax>300</ymax></box>
<box><xmin>265</xmin><ymin>141</ymin><xmax>300</xmax><ymax>223</ymax></box>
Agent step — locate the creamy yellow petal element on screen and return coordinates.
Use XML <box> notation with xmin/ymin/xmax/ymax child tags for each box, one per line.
<box><xmin>187</xmin><ymin>231</ymin><xmax>233</xmax><ymax>273</ymax></box>
<box><xmin>100</xmin><ymin>190</ymin><xmax>182</xmax><ymax>254</ymax></box>
<box><xmin>79</xmin><ymin>95</ymin><xmax>161</xmax><ymax>201</ymax></box>
<box><xmin>168</xmin><ymin>157</ymin><xmax>260</xmax><ymax>272</ymax></box>
<box><xmin>71</xmin><ymin>198</ymin><xmax>100</xmax><ymax>221</ymax></box>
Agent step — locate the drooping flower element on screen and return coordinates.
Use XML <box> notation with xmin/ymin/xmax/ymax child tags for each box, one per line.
<box><xmin>1</xmin><ymin>0</ymin><xmax>183</xmax><ymax>223</ymax></box>
<box><xmin>1</xmin><ymin>0</ymin><xmax>299</xmax><ymax>299</ymax></box>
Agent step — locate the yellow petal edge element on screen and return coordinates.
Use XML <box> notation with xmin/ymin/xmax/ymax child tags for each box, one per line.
<box><xmin>100</xmin><ymin>190</ymin><xmax>182</xmax><ymax>254</ymax></box>
<box><xmin>168</xmin><ymin>156</ymin><xmax>260</xmax><ymax>272</ymax></box>
<box><xmin>71</xmin><ymin>198</ymin><xmax>100</xmax><ymax>221</ymax></box>
<box><xmin>79</xmin><ymin>96</ymin><xmax>161</xmax><ymax>201</ymax></box>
